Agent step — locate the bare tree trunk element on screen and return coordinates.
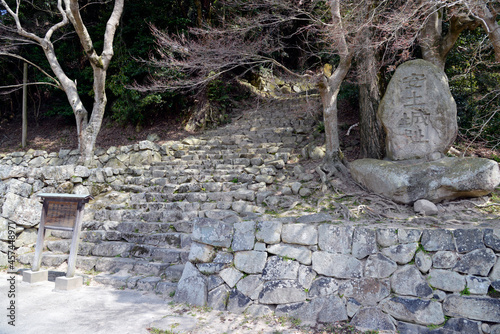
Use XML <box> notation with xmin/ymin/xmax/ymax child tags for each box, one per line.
<box><xmin>1</xmin><ymin>0</ymin><xmax>123</xmax><ymax>166</ymax></box>
<box><xmin>474</xmin><ymin>2</ymin><xmax>500</xmax><ymax>62</ymax></box>
<box><xmin>319</xmin><ymin>58</ymin><xmax>352</xmax><ymax>177</ymax></box>
<box><xmin>22</xmin><ymin>62</ymin><xmax>27</xmax><ymax>148</ymax></box>
<box><xmin>358</xmin><ymin>33</ymin><xmax>385</xmax><ymax>159</ymax></box>
<box><xmin>420</xmin><ymin>5</ymin><xmax>478</xmax><ymax>69</ymax></box>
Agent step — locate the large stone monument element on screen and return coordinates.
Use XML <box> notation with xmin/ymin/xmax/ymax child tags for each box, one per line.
<box><xmin>350</xmin><ymin>59</ymin><xmax>500</xmax><ymax>204</ymax></box>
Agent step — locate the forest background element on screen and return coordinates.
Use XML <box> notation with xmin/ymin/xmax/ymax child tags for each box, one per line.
<box><xmin>0</xmin><ymin>0</ymin><xmax>499</xmax><ymax>166</ymax></box>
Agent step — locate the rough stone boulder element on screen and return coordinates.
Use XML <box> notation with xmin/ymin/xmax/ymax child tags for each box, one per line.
<box><xmin>350</xmin><ymin>157</ymin><xmax>500</xmax><ymax>204</ymax></box>
<box><xmin>378</xmin><ymin>59</ymin><xmax>457</xmax><ymax>161</ymax></box>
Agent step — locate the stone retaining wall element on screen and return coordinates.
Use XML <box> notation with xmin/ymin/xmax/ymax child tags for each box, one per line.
<box><xmin>176</xmin><ymin>218</ymin><xmax>500</xmax><ymax>333</ymax></box>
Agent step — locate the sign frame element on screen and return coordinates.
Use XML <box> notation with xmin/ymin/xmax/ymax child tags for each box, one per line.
<box><xmin>32</xmin><ymin>193</ymin><xmax>93</xmax><ymax>278</ymax></box>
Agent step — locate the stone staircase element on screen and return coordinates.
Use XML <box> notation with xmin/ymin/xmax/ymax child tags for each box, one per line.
<box><xmin>16</xmin><ymin>97</ymin><xmax>325</xmax><ymax>294</ymax></box>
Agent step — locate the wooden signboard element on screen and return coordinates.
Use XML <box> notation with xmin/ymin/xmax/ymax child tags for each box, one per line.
<box><xmin>32</xmin><ymin>193</ymin><xmax>93</xmax><ymax>278</ymax></box>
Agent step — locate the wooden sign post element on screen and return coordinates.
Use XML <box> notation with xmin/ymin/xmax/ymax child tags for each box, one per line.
<box><xmin>23</xmin><ymin>193</ymin><xmax>93</xmax><ymax>290</ymax></box>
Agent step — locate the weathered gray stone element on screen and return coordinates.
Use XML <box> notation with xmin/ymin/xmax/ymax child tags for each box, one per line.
<box><xmin>432</xmin><ymin>251</ymin><xmax>458</xmax><ymax>269</ymax></box>
<box><xmin>346</xmin><ymin>298</ymin><xmax>362</xmax><ymax>318</ymax></box>
<box><xmin>414</xmin><ymin>199</ymin><xmax>439</xmax><ymax>216</ymax></box>
<box><xmin>466</xmin><ymin>275</ymin><xmax>491</xmax><ymax>294</ymax></box>
<box><xmin>398</xmin><ymin>229</ymin><xmax>423</xmax><ymax>243</ymax></box>
<box><xmin>351</xmin><ymin>307</ymin><xmax>397</xmax><ymax>332</ymax></box>
<box><xmin>207</xmin><ymin>274</ymin><xmax>225</xmax><ymax>291</ymax></box>
<box><xmin>415</xmin><ymin>250</ymin><xmax>433</xmax><ymax>273</ymax></box>
<box><xmin>188</xmin><ymin>242</ymin><xmax>216</xmax><ymax>263</ymax></box>
<box><xmin>14</xmin><ymin>228</ymin><xmax>37</xmax><ymax>247</ymax></box>
<box><xmin>395</xmin><ymin>321</ymin><xmax>432</xmax><ymax>334</ymax></box>
<box><xmin>92</xmin><ymin>242</ymin><xmax>131</xmax><ymax>257</ymax></box>
<box><xmin>377</xmin><ymin>228</ymin><xmax>398</xmax><ymax>247</ymax></box>
<box><xmin>427</xmin><ymin>269</ymin><xmax>466</xmax><ymax>292</ymax></box>
<box><xmin>318</xmin><ymin>225</ymin><xmax>353</xmax><ymax>254</ymax></box>
<box><xmin>453</xmin><ymin>229</ymin><xmax>485</xmax><ymax>253</ymax></box>
<box><xmin>191</xmin><ymin>218</ymin><xmax>234</xmax><ymax>248</ymax></box>
<box><xmin>391</xmin><ymin>265</ymin><xmax>433</xmax><ymax>297</ymax></box>
<box><xmin>231</xmin><ymin>221</ymin><xmax>255</xmax><ymax>251</ymax></box>
<box><xmin>381</xmin><ymin>296</ymin><xmax>445</xmax><ymax>326</ymax></box>
<box><xmin>213</xmin><ymin>252</ymin><xmax>233</xmax><ymax>264</ymax></box>
<box><xmin>365</xmin><ymin>253</ymin><xmax>398</xmax><ymax>278</ymax></box>
<box><xmin>298</xmin><ymin>265</ymin><xmax>316</xmax><ymax>290</ymax></box>
<box><xmin>227</xmin><ymin>289</ymin><xmax>252</xmax><ymax>314</ymax></box>
<box><xmin>490</xmin><ymin>258</ymin><xmax>500</xmax><ymax>280</ymax></box>
<box><xmin>219</xmin><ymin>267</ymin><xmax>244</xmax><ymax>288</ymax></box>
<box><xmin>262</xmin><ymin>255</ymin><xmax>299</xmax><ymax>280</ymax></box>
<box><xmin>317</xmin><ymin>295</ymin><xmax>348</xmax><ymax>323</ymax></box>
<box><xmin>233</xmin><ymin>251</ymin><xmax>267</xmax><ymax>274</ymax></box>
<box><xmin>350</xmin><ymin>158</ymin><xmax>500</xmax><ymax>204</ymax></box>
<box><xmin>266</xmin><ymin>243</ymin><xmax>312</xmax><ymax>265</ymax></box>
<box><xmin>443</xmin><ymin>318</ymin><xmax>482</xmax><ymax>334</ymax></box>
<box><xmin>1</xmin><ymin>193</ymin><xmax>42</xmax><ymax>227</ymax></box>
<box><xmin>453</xmin><ymin>248</ymin><xmax>496</xmax><ymax>276</ymax></box>
<box><xmin>236</xmin><ymin>275</ymin><xmax>264</xmax><ymax>300</ymax></box>
<box><xmin>255</xmin><ymin>221</ymin><xmax>282</xmax><ymax>244</ymax></box>
<box><xmin>443</xmin><ymin>295</ymin><xmax>500</xmax><ymax>322</ymax></box>
<box><xmin>484</xmin><ymin>229</ymin><xmax>500</xmax><ymax>252</ymax></box>
<box><xmin>196</xmin><ymin>263</ymin><xmax>225</xmax><ymax>275</ymax></box>
<box><xmin>259</xmin><ymin>280</ymin><xmax>307</xmax><ymax>304</ymax></box>
<box><xmin>381</xmin><ymin>242</ymin><xmax>418</xmax><ymax>264</ymax></box>
<box><xmin>245</xmin><ymin>304</ymin><xmax>273</xmax><ymax>317</ymax></box>
<box><xmin>421</xmin><ymin>229</ymin><xmax>455</xmax><ymax>251</ymax></box>
<box><xmin>275</xmin><ymin>300</ymin><xmax>323</xmax><ymax>326</ymax></box>
<box><xmin>174</xmin><ymin>262</ymin><xmax>207</xmax><ymax>306</ymax></box>
<box><xmin>379</xmin><ymin>59</ymin><xmax>457</xmax><ymax>160</ymax></box>
<box><xmin>281</xmin><ymin>223</ymin><xmax>317</xmax><ymax>246</ymax></box>
<box><xmin>136</xmin><ymin>276</ymin><xmax>161</xmax><ymax>291</ymax></box>
<box><xmin>308</xmin><ymin>277</ymin><xmax>339</xmax><ymax>298</ymax></box>
<box><xmin>312</xmin><ymin>251</ymin><xmax>362</xmax><ymax>279</ymax></box>
<box><xmin>352</xmin><ymin>228</ymin><xmax>377</xmax><ymax>259</ymax></box>
<box><xmin>339</xmin><ymin>278</ymin><xmax>390</xmax><ymax>306</ymax></box>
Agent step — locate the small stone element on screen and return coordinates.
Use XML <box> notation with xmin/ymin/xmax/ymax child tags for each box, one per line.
<box><xmin>219</xmin><ymin>267</ymin><xmax>244</xmax><ymax>288</ymax></box>
<box><xmin>174</xmin><ymin>262</ymin><xmax>207</xmax><ymax>306</ymax></box>
<box><xmin>227</xmin><ymin>289</ymin><xmax>252</xmax><ymax>314</ymax></box>
<box><xmin>415</xmin><ymin>250</ymin><xmax>432</xmax><ymax>273</ymax></box>
<box><xmin>312</xmin><ymin>251</ymin><xmax>362</xmax><ymax>279</ymax></box>
<box><xmin>365</xmin><ymin>253</ymin><xmax>398</xmax><ymax>278</ymax></box>
<box><xmin>453</xmin><ymin>229</ymin><xmax>485</xmax><ymax>253</ymax></box>
<box><xmin>236</xmin><ymin>275</ymin><xmax>264</xmax><ymax>300</ymax></box>
<box><xmin>466</xmin><ymin>275</ymin><xmax>491</xmax><ymax>294</ymax></box>
<box><xmin>259</xmin><ymin>280</ymin><xmax>307</xmax><ymax>304</ymax></box>
<box><xmin>266</xmin><ymin>243</ymin><xmax>312</xmax><ymax>265</ymax></box>
<box><xmin>380</xmin><ymin>296</ymin><xmax>445</xmax><ymax>326</ymax></box>
<box><xmin>427</xmin><ymin>269</ymin><xmax>466</xmax><ymax>292</ymax></box>
<box><xmin>350</xmin><ymin>307</ymin><xmax>396</xmax><ymax>332</ymax></box>
<box><xmin>443</xmin><ymin>295</ymin><xmax>500</xmax><ymax>322</ymax></box>
<box><xmin>391</xmin><ymin>265</ymin><xmax>433</xmax><ymax>298</ymax></box>
<box><xmin>262</xmin><ymin>256</ymin><xmax>299</xmax><ymax>280</ymax></box>
<box><xmin>281</xmin><ymin>223</ymin><xmax>318</xmax><ymax>246</ymax></box>
<box><xmin>339</xmin><ymin>278</ymin><xmax>390</xmax><ymax>306</ymax></box>
<box><xmin>255</xmin><ymin>221</ymin><xmax>282</xmax><ymax>244</ymax></box>
<box><xmin>432</xmin><ymin>251</ymin><xmax>458</xmax><ymax>268</ymax></box>
<box><xmin>318</xmin><ymin>225</ymin><xmax>353</xmax><ymax>254</ymax></box>
<box><xmin>352</xmin><ymin>228</ymin><xmax>377</xmax><ymax>259</ymax></box>
<box><xmin>376</xmin><ymin>228</ymin><xmax>398</xmax><ymax>247</ymax></box>
<box><xmin>414</xmin><ymin>199</ymin><xmax>438</xmax><ymax>216</ymax></box>
<box><xmin>381</xmin><ymin>242</ymin><xmax>418</xmax><ymax>264</ymax></box>
<box><xmin>421</xmin><ymin>229</ymin><xmax>456</xmax><ymax>251</ymax></box>
<box><xmin>453</xmin><ymin>248</ymin><xmax>496</xmax><ymax>276</ymax></box>
<box><xmin>308</xmin><ymin>277</ymin><xmax>339</xmax><ymax>298</ymax></box>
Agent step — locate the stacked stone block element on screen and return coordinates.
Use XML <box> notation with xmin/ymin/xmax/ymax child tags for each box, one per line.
<box><xmin>176</xmin><ymin>217</ymin><xmax>500</xmax><ymax>333</ymax></box>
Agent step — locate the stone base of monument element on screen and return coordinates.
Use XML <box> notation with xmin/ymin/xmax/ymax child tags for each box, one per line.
<box><xmin>350</xmin><ymin>157</ymin><xmax>500</xmax><ymax>204</ymax></box>
<box><xmin>55</xmin><ymin>276</ymin><xmax>83</xmax><ymax>291</ymax></box>
<box><xmin>23</xmin><ymin>270</ymin><xmax>49</xmax><ymax>283</ymax></box>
